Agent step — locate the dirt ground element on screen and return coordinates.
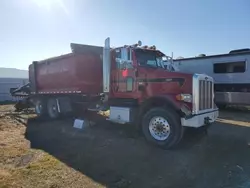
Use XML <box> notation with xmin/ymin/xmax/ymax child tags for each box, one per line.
<box><xmin>0</xmin><ymin>105</ymin><xmax>250</xmax><ymax>188</ymax></box>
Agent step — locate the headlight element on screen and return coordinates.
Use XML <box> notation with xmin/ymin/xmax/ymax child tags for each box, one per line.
<box><xmin>176</xmin><ymin>94</ymin><xmax>192</xmax><ymax>103</ymax></box>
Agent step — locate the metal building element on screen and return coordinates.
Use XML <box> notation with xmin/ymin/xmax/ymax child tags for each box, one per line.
<box><xmin>0</xmin><ymin>78</ymin><xmax>29</xmax><ymax>102</ymax></box>
<box><xmin>173</xmin><ymin>49</ymin><xmax>250</xmax><ymax>105</ymax></box>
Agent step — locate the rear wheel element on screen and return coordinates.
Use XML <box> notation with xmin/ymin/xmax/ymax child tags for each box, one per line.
<box><xmin>47</xmin><ymin>98</ymin><xmax>60</xmax><ymax>119</ymax></box>
<box><xmin>142</xmin><ymin>107</ymin><xmax>184</xmax><ymax>149</ymax></box>
<box><xmin>35</xmin><ymin>99</ymin><xmax>47</xmax><ymax>118</ymax></box>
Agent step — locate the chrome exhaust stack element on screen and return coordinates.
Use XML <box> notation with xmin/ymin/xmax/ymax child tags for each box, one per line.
<box><xmin>103</xmin><ymin>38</ymin><xmax>111</xmax><ymax>94</ymax></box>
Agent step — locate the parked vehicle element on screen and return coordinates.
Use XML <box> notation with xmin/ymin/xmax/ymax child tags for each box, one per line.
<box><xmin>173</xmin><ymin>49</ymin><xmax>250</xmax><ymax>106</ymax></box>
<box><xmin>11</xmin><ymin>38</ymin><xmax>218</xmax><ymax>149</ymax></box>
<box><xmin>0</xmin><ymin>78</ymin><xmax>28</xmax><ymax>103</ymax></box>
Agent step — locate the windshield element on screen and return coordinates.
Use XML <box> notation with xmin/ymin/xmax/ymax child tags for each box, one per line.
<box><xmin>135</xmin><ymin>49</ymin><xmax>177</xmax><ymax>71</ymax></box>
<box><xmin>135</xmin><ymin>49</ymin><xmax>165</xmax><ymax>69</ymax></box>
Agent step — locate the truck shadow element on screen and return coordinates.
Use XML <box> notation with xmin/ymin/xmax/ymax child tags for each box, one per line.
<box><xmin>25</xmin><ymin>113</ymin><xmax>250</xmax><ymax>188</ymax></box>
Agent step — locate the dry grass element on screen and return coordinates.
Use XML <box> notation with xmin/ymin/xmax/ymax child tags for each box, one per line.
<box><xmin>1</xmin><ymin>104</ymin><xmax>250</xmax><ymax>188</ymax></box>
<box><xmin>0</xmin><ymin>105</ymin><xmax>104</xmax><ymax>188</ymax></box>
<box><xmin>217</xmin><ymin>118</ymin><xmax>250</xmax><ymax>127</ymax></box>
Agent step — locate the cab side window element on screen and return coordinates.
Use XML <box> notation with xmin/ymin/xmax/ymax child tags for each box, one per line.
<box><xmin>115</xmin><ymin>48</ymin><xmax>133</xmax><ymax>69</ymax></box>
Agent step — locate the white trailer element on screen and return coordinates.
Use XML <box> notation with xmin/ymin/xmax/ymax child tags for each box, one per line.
<box><xmin>173</xmin><ymin>49</ymin><xmax>250</xmax><ymax>106</ymax></box>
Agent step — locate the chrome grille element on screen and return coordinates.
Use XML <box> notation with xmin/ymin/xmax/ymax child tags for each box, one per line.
<box><xmin>199</xmin><ymin>80</ymin><xmax>213</xmax><ymax>110</ymax></box>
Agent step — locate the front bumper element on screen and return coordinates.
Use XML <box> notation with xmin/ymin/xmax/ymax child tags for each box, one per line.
<box><xmin>181</xmin><ymin>109</ymin><xmax>219</xmax><ymax>128</ymax></box>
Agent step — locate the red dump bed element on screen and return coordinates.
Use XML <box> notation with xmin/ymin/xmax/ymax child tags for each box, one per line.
<box><xmin>29</xmin><ymin>44</ymin><xmax>103</xmax><ymax>95</ymax></box>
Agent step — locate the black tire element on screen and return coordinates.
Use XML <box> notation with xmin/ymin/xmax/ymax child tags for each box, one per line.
<box><xmin>34</xmin><ymin>99</ymin><xmax>47</xmax><ymax>118</ymax></box>
<box><xmin>47</xmin><ymin>98</ymin><xmax>60</xmax><ymax>119</ymax></box>
<box><xmin>142</xmin><ymin>107</ymin><xmax>184</xmax><ymax>149</ymax></box>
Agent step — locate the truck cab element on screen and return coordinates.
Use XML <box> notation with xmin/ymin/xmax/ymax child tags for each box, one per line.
<box><xmin>103</xmin><ymin>38</ymin><xmax>219</xmax><ymax>148</ymax></box>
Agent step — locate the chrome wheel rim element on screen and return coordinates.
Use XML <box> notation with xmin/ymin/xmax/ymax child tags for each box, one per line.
<box><xmin>48</xmin><ymin>100</ymin><xmax>58</xmax><ymax>118</ymax></box>
<box><xmin>36</xmin><ymin>103</ymin><xmax>42</xmax><ymax>114</ymax></box>
<box><xmin>149</xmin><ymin>116</ymin><xmax>170</xmax><ymax>141</ymax></box>
<box><xmin>52</xmin><ymin>105</ymin><xmax>57</xmax><ymax>113</ymax></box>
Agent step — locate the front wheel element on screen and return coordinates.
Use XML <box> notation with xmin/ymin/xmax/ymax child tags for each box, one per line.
<box><xmin>142</xmin><ymin>107</ymin><xmax>184</xmax><ymax>149</ymax></box>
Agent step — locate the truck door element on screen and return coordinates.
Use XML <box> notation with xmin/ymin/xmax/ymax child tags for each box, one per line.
<box><xmin>112</xmin><ymin>48</ymin><xmax>137</xmax><ymax>97</ymax></box>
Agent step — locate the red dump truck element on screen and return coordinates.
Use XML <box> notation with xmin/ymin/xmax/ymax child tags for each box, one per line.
<box><xmin>16</xmin><ymin>38</ymin><xmax>219</xmax><ymax>149</ymax></box>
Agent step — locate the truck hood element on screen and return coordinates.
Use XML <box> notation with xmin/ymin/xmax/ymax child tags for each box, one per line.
<box><xmin>145</xmin><ymin>68</ymin><xmax>193</xmax><ymax>80</ymax></box>
<box><xmin>141</xmin><ymin>68</ymin><xmax>193</xmax><ymax>94</ymax></box>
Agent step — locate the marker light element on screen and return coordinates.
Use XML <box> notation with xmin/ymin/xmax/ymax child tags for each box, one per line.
<box><xmin>149</xmin><ymin>45</ymin><xmax>156</xmax><ymax>50</ymax></box>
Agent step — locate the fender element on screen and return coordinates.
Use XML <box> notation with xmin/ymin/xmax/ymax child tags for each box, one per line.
<box><xmin>135</xmin><ymin>95</ymin><xmax>182</xmax><ymax>129</ymax></box>
<box><xmin>140</xmin><ymin>95</ymin><xmax>181</xmax><ymax>111</ymax></box>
